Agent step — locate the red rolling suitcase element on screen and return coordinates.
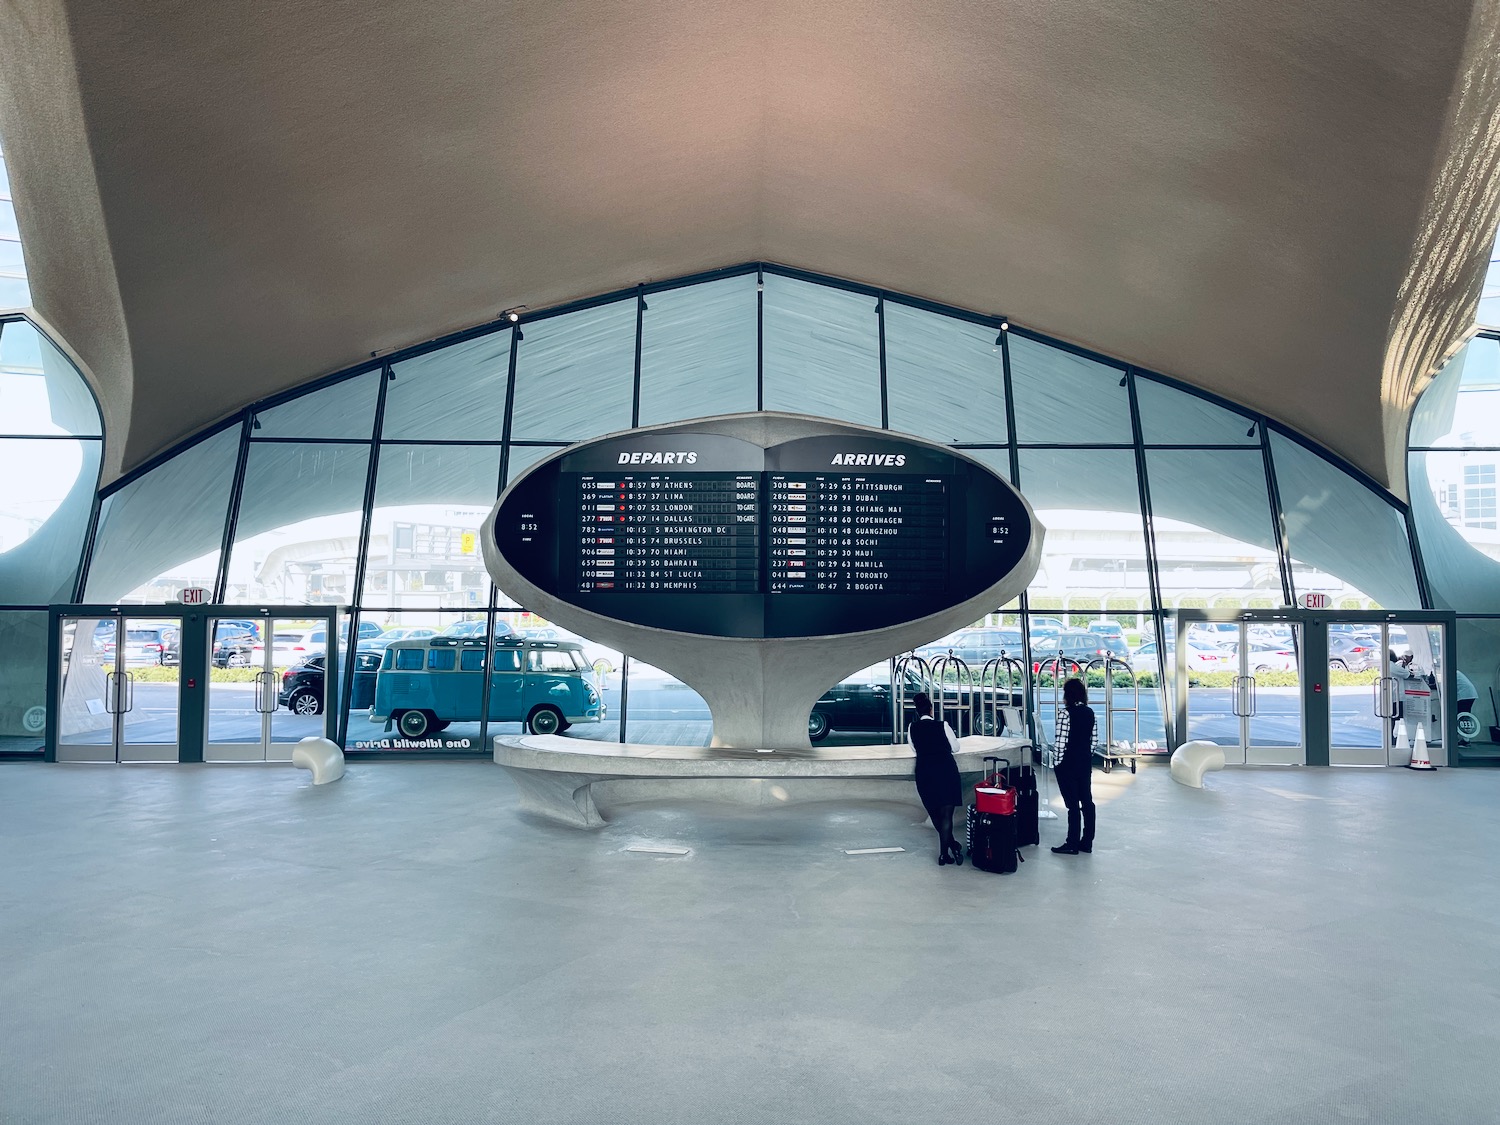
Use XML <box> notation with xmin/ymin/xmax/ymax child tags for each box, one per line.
<box><xmin>968</xmin><ymin>756</ymin><xmax>1023</xmax><ymax>874</ymax></box>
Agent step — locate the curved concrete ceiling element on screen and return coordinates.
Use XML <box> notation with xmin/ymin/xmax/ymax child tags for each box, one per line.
<box><xmin>2</xmin><ymin>0</ymin><xmax>1499</xmax><ymax>490</ymax></box>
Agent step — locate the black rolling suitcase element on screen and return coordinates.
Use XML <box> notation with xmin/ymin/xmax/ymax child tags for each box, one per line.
<box><xmin>967</xmin><ymin>756</ymin><xmax>1023</xmax><ymax>874</ymax></box>
<box><xmin>1005</xmin><ymin>758</ymin><xmax>1040</xmax><ymax>848</ymax></box>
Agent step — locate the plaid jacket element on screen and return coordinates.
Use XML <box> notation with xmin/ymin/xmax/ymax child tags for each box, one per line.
<box><xmin>1054</xmin><ymin>703</ymin><xmax>1097</xmax><ymax>768</ymax></box>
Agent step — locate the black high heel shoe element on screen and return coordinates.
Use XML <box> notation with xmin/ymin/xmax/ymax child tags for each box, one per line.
<box><xmin>937</xmin><ymin>850</ymin><xmax>950</xmax><ymax>866</ymax></box>
<box><xmin>947</xmin><ymin>842</ymin><xmax>964</xmax><ymax>866</ymax></box>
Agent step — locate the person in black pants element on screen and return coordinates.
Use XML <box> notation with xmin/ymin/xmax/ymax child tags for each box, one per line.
<box><xmin>909</xmin><ymin>692</ymin><xmax>964</xmax><ymax>866</ymax></box>
<box><xmin>1051</xmin><ymin>677</ymin><xmax>1096</xmax><ymax>855</ymax></box>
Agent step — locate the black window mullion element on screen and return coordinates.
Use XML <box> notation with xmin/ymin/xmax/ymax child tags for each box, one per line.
<box><xmin>997</xmin><ymin>324</ymin><xmax>1038</xmax><ymax>742</ymax></box>
<box><xmin>1126</xmin><ymin>367</ymin><xmax>1172</xmax><ymax>748</ymax></box>
<box><xmin>336</xmin><ymin>362</ymin><xmax>392</xmax><ymax>746</ymax></box>
<box><xmin>632</xmin><ymin>286</ymin><xmax>644</xmax><ymax>428</ymax></box>
<box><xmin>482</xmin><ymin>326</ymin><xmax>524</xmax><ymax>745</ymax></box>
<box><xmin>213</xmin><ymin>413</ymin><xmax>255</xmax><ymax>603</ymax></box>
<box><xmin>1260</xmin><ymin>421</ymin><xmax>1296</xmax><ymax>607</ymax></box>
<box><xmin>72</xmin><ymin>465</ymin><xmax>105</xmax><ymax>603</ymax></box>
<box><xmin>755</xmin><ymin>266</ymin><xmax>764</xmax><ymax>412</ymax></box>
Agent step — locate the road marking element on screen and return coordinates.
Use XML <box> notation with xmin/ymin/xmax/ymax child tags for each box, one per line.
<box><xmin>844</xmin><ymin>846</ymin><xmax>905</xmax><ymax>855</ymax></box>
<box><xmin>625</xmin><ymin>844</ymin><xmax>691</xmax><ymax>855</ymax></box>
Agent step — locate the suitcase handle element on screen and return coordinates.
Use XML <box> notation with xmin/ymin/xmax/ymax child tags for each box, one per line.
<box><xmin>982</xmin><ymin>756</ymin><xmax>1010</xmax><ymax>787</ymax></box>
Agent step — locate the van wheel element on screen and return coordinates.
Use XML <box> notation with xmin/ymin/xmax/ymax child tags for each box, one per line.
<box><xmin>289</xmin><ymin>689</ymin><xmax>323</xmax><ymax>716</ymax></box>
<box><xmin>227</xmin><ymin>652</ymin><xmax>249</xmax><ymax>668</ymax></box>
<box><xmin>808</xmin><ymin>711</ymin><xmax>831</xmax><ymax>741</ymax></box>
<box><xmin>397</xmin><ymin>710</ymin><xmax>432</xmax><ymax>737</ymax></box>
<box><xmin>526</xmin><ymin>706</ymin><xmax>564</xmax><ymax>735</ymax></box>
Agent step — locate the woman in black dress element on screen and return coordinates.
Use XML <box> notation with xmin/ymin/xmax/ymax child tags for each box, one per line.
<box><xmin>1051</xmin><ymin>677</ymin><xmax>1096</xmax><ymax>855</ymax></box>
<box><xmin>909</xmin><ymin>692</ymin><xmax>964</xmax><ymax>865</ymax></box>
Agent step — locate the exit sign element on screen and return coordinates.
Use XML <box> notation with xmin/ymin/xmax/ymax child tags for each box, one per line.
<box><xmin>1300</xmin><ymin>593</ymin><xmax>1330</xmax><ymax>609</ymax></box>
<box><xmin>180</xmin><ymin>587</ymin><xmax>209</xmax><ymax>605</ymax></box>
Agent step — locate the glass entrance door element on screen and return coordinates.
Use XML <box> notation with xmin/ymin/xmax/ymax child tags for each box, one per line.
<box><xmin>1178</xmin><ymin>615</ymin><xmax>1305</xmax><ymax>766</ymax></box>
<box><xmin>205</xmin><ymin>614</ymin><xmax>328</xmax><ymax>761</ymax></box>
<box><xmin>56</xmin><ymin>613</ymin><xmax>181</xmax><ymax>763</ymax></box>
<box><xmin>1328</xmin><ymin>621</ymin><xmax>1447</xmax><ymax>766</ymax></box>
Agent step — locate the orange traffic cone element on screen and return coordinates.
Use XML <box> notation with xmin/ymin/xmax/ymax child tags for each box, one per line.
<box><xmin>1406</xmin><ymin>727</ymin><xmax>1436</xmax><ymax>771</ymax></box>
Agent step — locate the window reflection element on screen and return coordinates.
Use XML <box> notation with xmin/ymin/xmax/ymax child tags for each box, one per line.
<box><xmin>1146</xmin><ymin>449</ymin><xmax>1281</xmax><ymax>611</ymax></box>
<box><xmin>383</xmin><ymin>330</ymin><xmax>511</xmax><ymax>441</ymax></box>
<box><xmin>85</xmin><ymin>427</ymin><xmax>238</xmax><ymax>603</ymax></box>
<box><xmin>510</xmin><ymin>300</ymin><xmax>635</xmax><ymax>440</ymax></box>
<box><xmin>1272</xmin><ymin>432</ymin><xmax>1420</xmax><ymax>609</ymax></box>
<box><xmin>0</xmin><ymin>610</ymin><xmax>47</xmax><ymax>751</ymax></box>
<box><xmin>362</xmin><ymin>444</ymin><xmax>500</xmax><ymax>609</ymax></box>
<box><xmin>639</xmin><ymin>275</ymin><xmax>756</xmax><ymax>425</ymax></box>
<box><xmin>224</xmin><ymin>443</ymin><xmax>369</xmax><ymax>605</ymax></box>
<box><xmin>1009</xmin><ymin>335</ymin><xmax>1131</xmax><ymax>444</ymax></box>
<box><xmin>884</xmin><ymin>302</ymin><xmax>1006</xmax><ymax>442</ymax></box>
<box><xmin>761</xmin><ymin>275</ymin><xmax>881</xmax><ymax>425</ymax></box>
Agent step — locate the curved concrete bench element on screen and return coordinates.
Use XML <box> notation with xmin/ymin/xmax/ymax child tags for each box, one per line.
<box><xmin>494</xmin><ymin>733</ymin><xmax>1033</xmax><ymax>828</ymax></box>
<box><xmin>292</xmin><ymin>737</ymin><xmax>345</xmax><ymax>785</ymax></box>
<box><xmin>1170</xmin><ymin>740</ymin><xmax>1225</xmax><ymax>788</ymax></box>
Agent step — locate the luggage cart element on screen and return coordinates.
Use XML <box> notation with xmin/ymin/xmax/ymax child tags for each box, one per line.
<box><xmin>1087</xmin><ymin>653</ymin><xmax>1141</xmax><ymax>773</ymax></box>
<box><xmin>892</xmin><ymin>654</ymin><xmax>935</xmax><ymax>742</ymax></box>
<box><xmin>929</xmin><ymin>653</ymin><xmax>975</xmax><ymax>737</ymax></box>
<box><xmin>1033</xmin><ymin>656</ymin><xmax>1085</xmax><ymax>820</ymax></box>
<box><xmin>977</xmin><ymin>655</ymin><xmax>1028</xmax><ymax>740</ymax></box>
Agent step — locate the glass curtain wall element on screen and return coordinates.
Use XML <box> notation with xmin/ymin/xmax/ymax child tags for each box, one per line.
<box><xmin>0</xmin><ymin>316</ymin><xmax>102</xmax><ymax>754</ymax></box>
<box><xmin>66</xmin><ymin>269</ymin><xmax>1428</xmax><ymax>753</ymax></box>
<box><xmin>1409</xmin><ymin>332</ymin><xmax>1500</xmax><ymax>762</ymax></box>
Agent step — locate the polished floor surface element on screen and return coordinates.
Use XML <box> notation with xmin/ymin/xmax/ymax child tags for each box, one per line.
<box><xmin>2</xmin><ymin>760</ymin><xmax>1497</xmax><ymax>1124</ymax></box>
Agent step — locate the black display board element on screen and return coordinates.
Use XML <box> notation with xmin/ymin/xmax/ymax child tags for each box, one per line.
<box><xmin>495</xmin><ymin>431</ymin><xmax>1031</xmax><ymax>638</ymax></box>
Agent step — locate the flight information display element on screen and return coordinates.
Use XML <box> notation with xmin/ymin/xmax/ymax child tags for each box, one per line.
<box><xmin>767</xmin><ymin>474</ymin><xmax>946</xmax><ymax>594</ymax></box>
<box><xmin>494</xmin><ymin>429</ymin><xmax>1033</xmax><ymax>639</ymax></box>
<box><xmin>575</xmin><ymin>472</ymin><xmax>761</xmax><ymax>593</ymax></box>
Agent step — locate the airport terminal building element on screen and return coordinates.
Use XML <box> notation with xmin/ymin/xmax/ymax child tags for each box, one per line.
<box><xmin>2</xmin><ymin>3</ymin><xmax>1499</xmax><ymax>1122</ymax></box>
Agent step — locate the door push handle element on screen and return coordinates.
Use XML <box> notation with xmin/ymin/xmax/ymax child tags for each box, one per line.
<box><xmin>122</xmin><ymin>672</ymin><xmax>135</xmax><ymax>714</ymax></box>
<box><xmin>104</xmin><ymin>671</ymin><xmax>120</xmax><ymax>714</ymax></box>
<box><xmin>256</xmin><ymin>670</ymin><xmax>278</xmax><ymax>714</ymax></box>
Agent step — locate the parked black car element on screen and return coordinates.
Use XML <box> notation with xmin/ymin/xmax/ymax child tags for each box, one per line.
<box><xmin>277</xmin><ymin>651</ymin><xmax>382</xmax><ymax>715</ymax></box>
<box><xmin>808</xmin><ymin>664</ymin><xmax>1023</xmax><ymax>742</ymax></box>
<box><xmin>213</xmin><ymin>632</ymin><xmax>257</xmax><ymax>668</ymax></box>
<box><xmin>912</xmin><ymin>627</ymin><xmax>1024</xmax><ymax>668</ymax></box>
<box><xmin>1030</xmin><ymin>629</ymin><xmax>1111</xmax><ymax>671</ymax></box>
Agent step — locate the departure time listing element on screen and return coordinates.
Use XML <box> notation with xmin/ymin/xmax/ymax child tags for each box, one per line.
<box><xmin>767</xmin><ymin>474</ymin><xmax>947</xmax><ymax>594</ymax></box>
<box><xmin>574</xmin><ymin>472</ymin><xmax>761</xmax><ymax>593</ymax></box>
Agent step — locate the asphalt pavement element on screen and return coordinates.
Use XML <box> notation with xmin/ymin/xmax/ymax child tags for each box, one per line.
<box><xmin>62</xmin><ymin>681</ymin><xmax>1415</xmax><ymax>755</ymax></box>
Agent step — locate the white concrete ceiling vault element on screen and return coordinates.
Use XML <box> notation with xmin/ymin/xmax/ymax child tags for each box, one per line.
<box><xmin>1</xmin><ymin>0</ymin><xmax>1498</xmax><ymax>489</ymax></box>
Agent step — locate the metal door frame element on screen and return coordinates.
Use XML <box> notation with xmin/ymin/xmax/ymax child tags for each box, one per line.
<box><xmin>1324</xmin><ymin>616</ymin><xmax>1453</xmax><ymax>767</ymax></box>
<box><xmin>48</xmin><ymin>605</ymin><xmax>187</xmax><ymax>762</ymax></box>
<box><xmin>1171</xmin><ymin>607</ymin><xmax>1456</xmax><ymax>768</ymax></box>
<box><xmin>202</xmin><ymin>608</ymin><xmax>337</xmax><ymax>761</ymax></box>
<box><xmin>47</xmin><ymin>604</ymin><xmax>339</xmax><ymax>763</ymax></box>
<box><xmin>1174</xmin><ymin>609</ymin><xmax>1306</xmax><ymax>765</ymax></box>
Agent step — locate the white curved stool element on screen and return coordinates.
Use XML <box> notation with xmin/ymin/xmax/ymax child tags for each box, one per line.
<box><xmin>292</xmin><ymin>737</ymin><xmax>345</xmax><ymax>785</ymax></box>
<box><xmin>1170</xmin><ymin>740</ymin><xmax>1225</xmax><ymax>788</ymax></box>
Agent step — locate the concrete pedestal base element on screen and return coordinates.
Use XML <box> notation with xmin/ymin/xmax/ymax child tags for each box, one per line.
<box><xmin>495</xmin><ymin>733</ymin><xmax>1032</xmax><ymax>828</ymax></box>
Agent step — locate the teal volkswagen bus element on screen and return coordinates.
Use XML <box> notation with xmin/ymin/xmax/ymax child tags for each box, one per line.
<box><xmin>370</xmin><ymin>636</ymin><xmax>604</xmax><ymax>737</ymax></box>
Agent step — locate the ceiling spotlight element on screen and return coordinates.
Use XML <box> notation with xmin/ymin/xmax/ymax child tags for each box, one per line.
<box><xmin>756</xmin><ymin>281</ymin><xmax>764</xmax><ymax>293</ymax></box>
<box><xmin>999</xmin><ymin>320</ymin><xmax>1009</xmax><ymax>332</ymax></box>
<box><xmin>507</xmin><ymin>311</ymin><xmax>520</xmax><ymax>323</ymax></box>
<box><xmin>1246</xmin><ymin>422</ymin><xmax>1258</xmax><ymax>437</ymax></box>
